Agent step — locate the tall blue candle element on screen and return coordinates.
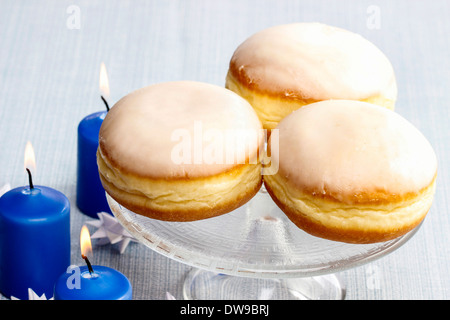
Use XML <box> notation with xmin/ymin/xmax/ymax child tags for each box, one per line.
<box><xmin>76</xmin><ymin>62</ymin><xmax>112</xmax><ymax>218</ymax></box>
<box><xmin>76</xmin><ymin>110</ymin><xmax>111</xmax><ymax>218</ymax></box>
<box><xmin>0</xmin><ymin>149</ymin><xmax>70</xmax><ymax>299</ymax></box>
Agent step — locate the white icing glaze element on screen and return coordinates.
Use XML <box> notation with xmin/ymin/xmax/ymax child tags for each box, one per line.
<box><xmin>230</xmin><ymin>23</ymin><xmax>397</xmax><ymax>101</ymax></box>
<box><xmin>99</xmin><ymin>81</ymin><xmax>263</xmax><ymax>179</ymax></box>
<box><xmin>271</xmin><ymin>100</ymin><xmax>437</xmax><ymax>199</ymax></box>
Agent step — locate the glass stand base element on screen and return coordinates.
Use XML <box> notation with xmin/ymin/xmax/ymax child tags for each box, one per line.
<box><xmin>183</xmin><ymin>268</ymin><xmax>346</xmax><ymax>300</ymax></box>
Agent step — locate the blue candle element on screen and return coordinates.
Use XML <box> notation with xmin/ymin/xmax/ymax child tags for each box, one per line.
<box><xmin>0</xmin><ymin>184</ymin><xmax>71</xmax><ymax>300</ymax></box>
<box><xmin>53</xmin><ymin>225</ymin><xmax>132</xmax><ymax>300</ymax></box>
<box><xmin>76</xmin><ymin>110</ymin><xmax>111</xmax><ymax>218</ymax></box>
<box><xmin>53</xmin><ymin>265</ymin><xmax>132</xmax><ymax>300</ymax></box>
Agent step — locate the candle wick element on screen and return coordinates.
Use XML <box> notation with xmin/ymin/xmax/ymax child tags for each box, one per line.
<box><xmin>26</xmin><ymin>168</ymin><xmax>34</xmax><ymax>189</ymax></box>
<box><xmin>82</xmin><ymin>255</ymin><xmax>94</xmax><ymax>275</ymax></box>
<box><xmin>101</xmin><ymin>95</ymin><xmax>110</xmax><ymax>112</ymax></box>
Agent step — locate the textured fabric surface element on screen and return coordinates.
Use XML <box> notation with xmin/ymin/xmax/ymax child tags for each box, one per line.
<box><xmin>0</xmin><ymin>0</ymin><xmax>449</xmax><ymax>300</ymax></box>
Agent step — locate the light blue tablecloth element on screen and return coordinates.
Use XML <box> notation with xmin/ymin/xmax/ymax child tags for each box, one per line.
<box><xmin>0</xmin><ymin>0</ymin><xmax>449</xmax><ymax>300</ymax></box>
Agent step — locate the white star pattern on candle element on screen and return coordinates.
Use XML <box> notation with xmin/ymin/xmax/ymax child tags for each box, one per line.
<box><xmin>11</xmin><ymin>288</ymin><xmax>53</xmax><ymax>300</ymax></box>
<box><xmin>86</xmin><ymin>212</ymin><xmax>137</xmax><ymax>254</ymax></box>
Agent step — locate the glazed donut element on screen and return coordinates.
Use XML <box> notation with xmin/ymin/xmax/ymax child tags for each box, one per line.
<box><xmin>264</xmin><ymin>100</ymin><xmax>437</xmax><ymax>243</ymax></box>
<box><xmin>97</xmin><ymin>81</ymin><xmax>264</xmax><ymax>221</ymax></box>
<box><xmin>226</xmin><ymin>23</ymin><xmax>398</xmax><ymax>130</ymax></box>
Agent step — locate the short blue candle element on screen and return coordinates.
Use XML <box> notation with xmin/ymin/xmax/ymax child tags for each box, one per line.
<box><xmin>77</xmin><ymin>111</ymin><xmax>111</xmax><ymax>218</ymax></box>
<box><xmin>53</xmin><ymin>265</ymin><xmax>132</xmax><ymax>300</ymax></box>
<box><xmin>0</xmin><ymin>185</ymin><xmax>71</xmax><ymax>300</ymax></box>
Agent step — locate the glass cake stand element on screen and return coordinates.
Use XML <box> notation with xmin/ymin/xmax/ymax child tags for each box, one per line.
<box><xmin>106</xmin><ymin>187</ymin><xmax>421</xmax><ymax>300</ymax></box>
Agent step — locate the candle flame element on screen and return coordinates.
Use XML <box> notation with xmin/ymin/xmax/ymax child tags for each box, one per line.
<box><xmin>99</xmin><ymin>62</ymin><xmax>110</xmax><ymax>100</ymax></box>
<box><xmin>24</xmin><ymin>141</ymin><xmax>36</xmax><ymax>174</ymax></box>
<box><xmin>80</xmin><ymin>225</ymin><xmax>93</xmax><ymax>259</ymax></box>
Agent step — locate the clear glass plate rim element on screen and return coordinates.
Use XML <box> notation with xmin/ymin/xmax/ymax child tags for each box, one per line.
<box><xmin>107</xmin><ymin>194</ymin><xmax>421</xmax><ymax>278</ymax></box>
